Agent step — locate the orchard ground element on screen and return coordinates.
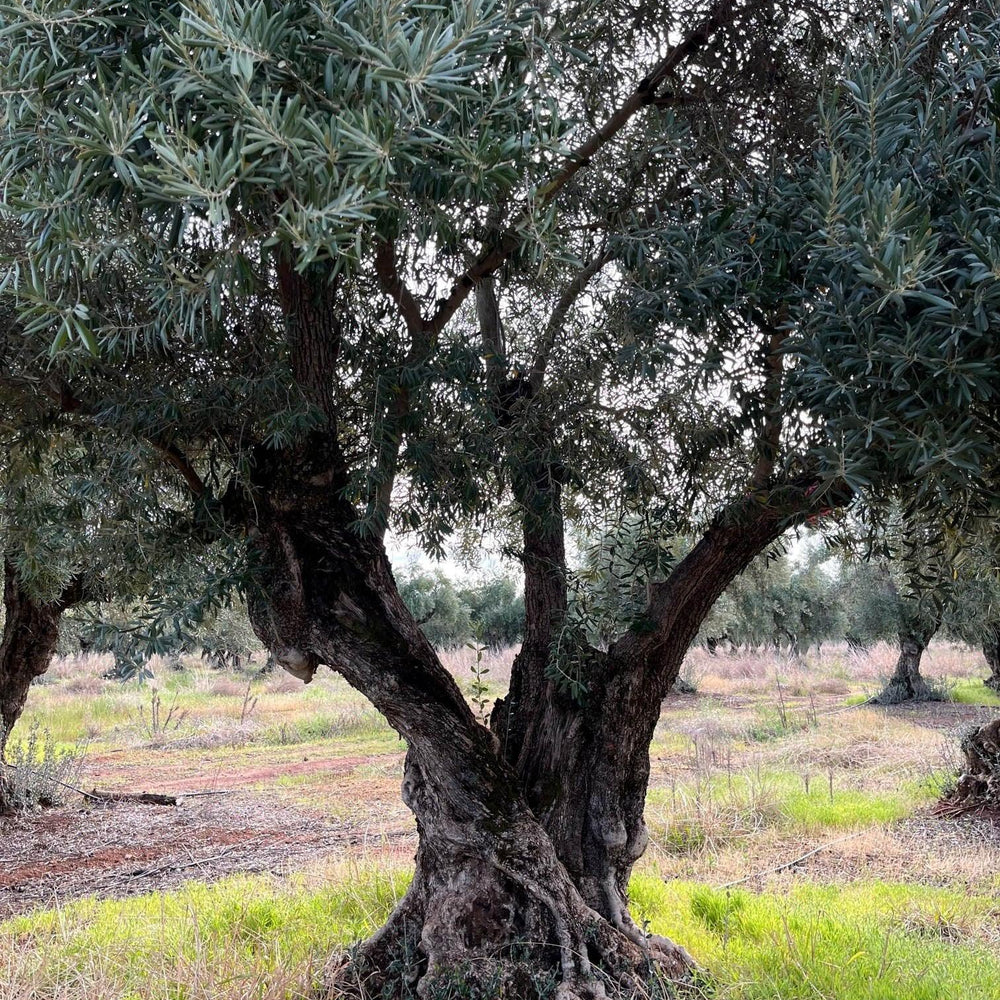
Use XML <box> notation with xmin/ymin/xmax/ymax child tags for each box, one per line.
<box><xmin>3</xmin><ymin>644</ymin><xmax>1000</xmax><ymax>1000</ymax></box>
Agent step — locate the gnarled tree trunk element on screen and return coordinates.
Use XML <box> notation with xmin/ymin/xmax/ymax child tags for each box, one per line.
<box><xmin>245</xmin><ymin>262</ymin><xmax>844</xmax><ymax>997</ymax></box>
<box><xmin>982</xmin><ymin>624</ymin><xmax>1000</xmax><ymax>692</ymax></box>
<box><xmin>239</xmin><ymin>264</ymin><xmax>692</xmax><ymax>998</ymax></box>
<box><xmin>0</xmin><ymin>560</ymin><xmax>81</xmax><ymax>814</ymax></box>
<box><xmin>493</xmin><ymin>485</ymin><xmax>811</xmax><ymax>954</ymax></box>
<box><xmin>943</xmin><ymin>718</ymin><xmax>1000</xmax><ymax>811</ymax></box>
<box><xmin>246</xmin><ymin>481</ymin><xmax>691</xmax><ymax>1000</ymax></box>
<box><xmin>873</xmin><ymin>630</ymin><xmax>940</xmax><ymax>705</ymax></box>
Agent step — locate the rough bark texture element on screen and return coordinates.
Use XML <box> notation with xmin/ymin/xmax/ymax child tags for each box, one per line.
<box><xmin>872</xmin><ymin>632</ymin><xmax>941</xmax><ymax>705</ymax></box>
<box><xmin>983</xmin><ymin>625</ymin><xmax>1000</xmax><ymax>692</ymax></box>
<box><xmin>0</xmin><ymin>560</ymin><xmax>79</xmax><ymax>814</ymax></box>
<box><xmin>492</xmin><ymin>474</ymin><xmax>819</xmax><ymax>956</ymax></box>
<box><xmin>944</xmin><ymin>718</ymin><xmax>1000</xmax><ymax>811</ymax></box>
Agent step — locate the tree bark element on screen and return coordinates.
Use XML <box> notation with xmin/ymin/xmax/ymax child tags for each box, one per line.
<box><xmin>493</xmin><ymin>482</ymin><xmax>819</xmax><ymax>952</ymax></box>
<box><xmin>0</xmin><ymin>560</ymin><xmax>80</xmax><ymax>814</ymax></box>
<box><xmin>943</xmin><ymin>717</ymin><xmax>1000</xmax><ymax>812</ymax></box>
<box><xmin>983</xmin><ymin>624</ymin><xmax>1000</xmax><ymax>692</ymax></box>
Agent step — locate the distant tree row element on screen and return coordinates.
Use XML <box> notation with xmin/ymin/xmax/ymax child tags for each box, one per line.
<box><xmin>568</xmin><ymin>519</ymin><xmax>1000</xmax><ymax>700</ymax></box>
<box><xmin>363</xmin><ymin>570</ymin><xmax>524</xmax><ymax>651</ymax></box>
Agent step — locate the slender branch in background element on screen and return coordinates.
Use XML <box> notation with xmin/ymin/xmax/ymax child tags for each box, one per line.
<box><xmin>529</xmin><ymin>250</ymin><xmax>613</xmax><ymax>394</ymax></box>
<box><xmin>1</xmin><ymin>366</ymin><xmax>209</xmax><ymax>500</ymax></box>
<box><xmin>424</xmin><ymin>0</ymin><xmax>745</xmax><ymax>336</ymax></box>
<box><xmin>368</xmin><ymin>238</ymin><xmax>429</xmax><ymax>536</ymax></box>
<box><xmin>154</xmin><ymin>442</ymin><xmax>208</xmax><ymax>499</ymax></box>
<box><xmin>475</xmin><ymin>276</ymin><xmax>507</xmax><ymax>394</ymax></box>
<box><xmin>374</xmin><ymin>239</ymin><xmax>425</xmax><ymax>339</ymax></box>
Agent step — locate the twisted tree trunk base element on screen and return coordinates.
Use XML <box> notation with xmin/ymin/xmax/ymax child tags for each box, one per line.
<box><xmin>871</xmin><ymin>638</ymin><xmax>941</xmax><ymax>706</ymax></box>
<box><xmin>0</xmin><ymin>764</ymin><xmax>14</xmax><ymax>817</ymax></box>
<box><xmin>327</xmin><ymin>872</ymin><xmax>693</xmax><ymax>1000</ymax></box>
<box><xmin>983</xmin><ymin>634</ymin><xmax>1000</xmax><ymax>693</ymax></box>
<box><xmin>325</xmin><ymin>754</ymin><xmax>693</xmax><ymax>1000</ymax></box>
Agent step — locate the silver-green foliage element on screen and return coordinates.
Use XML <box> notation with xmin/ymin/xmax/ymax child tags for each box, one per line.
<box><xmin>0</xmin><ymin>0</ymin><xmax>558</xmax><ymax>348</ymax></box>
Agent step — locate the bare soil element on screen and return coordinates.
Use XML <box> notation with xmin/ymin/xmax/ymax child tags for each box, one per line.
<box><xmin>0</xmin><ymin>791</ymin><xmax>415</xmax><ymax>918</ymax></box>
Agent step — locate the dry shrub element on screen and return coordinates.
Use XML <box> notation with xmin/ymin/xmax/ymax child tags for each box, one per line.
<box><xmin>63</xmin><ymin>674</ymin><xmax>106</xmax><ymax>696</ymax></box>
<box><xmin>210</xmin><ymin>677</ymin><xmax>247</xmax><ymax>698</ymax></box>
<box><xmin>811</xmin><ymin>677</ymin><xmax>850</xmax><ymax>696</ymax></box>
<box><xmin>46</xmin><ymin>653</ymin><xmax>113</xmax><ymax>683</ymax></box>
<box><xmin>167</xmin><ymin>720</ymin><xmax>259</xmax><ymax>750</ymax></box>
<box><xmin>778</xmin><ymin>709</ymin><xmax>939</xmax><ymax>773</ymax></box>
<box><xmin>711</xmin><ymin>654</ymin><xmax>771</xmax><ymax>681</ymax></box>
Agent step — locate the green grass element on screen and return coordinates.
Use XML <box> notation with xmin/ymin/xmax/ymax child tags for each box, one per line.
<box><xmin>257</xmin><ymin>709</ymin><xmax>395</xmax><ymax>746</ymax></box>
<box><xmin>632</xmin><ymin>876</ymin><xmax>1000</xmax><ymax>999</ymax></box>
<box><xmin>4</xmin><ymin>871</ymin><xmax>998</xmax><ymax>1000</ymax></box>
<box><xmin>2</xmin><ymin>867</ymin><xmax>410</xmax><ymax>999</ymax></box>
<box><xmin>646</xmin><ymin>769</ymin><xmax>933</xmax><ymax>853</ymax></box>
<box><xmin>948</xmin><ymin>680</ymin><xmax>1000</xmax><ymax>706</ymax></box>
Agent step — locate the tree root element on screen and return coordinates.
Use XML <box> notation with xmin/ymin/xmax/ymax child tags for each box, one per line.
<box><xmin>869</xmin><ymin>674</ymin><xmax>944</xmax><ymax>706</ymax></box>
<box><xmin>0</xmin><ymin>764</ymin><xmax>13</xmax><ymax>817</ymax></box>
<box><xmin>323</xmin><ymin>859</ymin><xmax>694</xmax><ymax>1000</ymax></box>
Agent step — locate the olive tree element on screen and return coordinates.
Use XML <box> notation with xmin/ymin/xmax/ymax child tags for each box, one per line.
<box><xmin>2</xmin><ymin>1</ymin><xmax>998</xmax><ymax>994</ymax></box>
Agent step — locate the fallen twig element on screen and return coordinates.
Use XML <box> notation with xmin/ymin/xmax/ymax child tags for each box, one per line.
<box><xmin>44</xmin><ymin>775</ymin><xmax>239</xmax><ymax>807</ymax></box>
<box><xmin>87</xmin><ymin>790</ymin><xmax>179</xmax><ymax>806</ymax></box>
<box><xmin>169</xmin><ymin>789</ymin><xmax>238</xmax><ymax>798</ymax></box>
<box><xmin>117</xmin><ymin>844</ymin><xmax>244</xmax><ymax>880</ymax></box>
<box><xmin>712</xmin><ymin>832</ymin><xmax>863</xmax><ymax>890</ymax></box>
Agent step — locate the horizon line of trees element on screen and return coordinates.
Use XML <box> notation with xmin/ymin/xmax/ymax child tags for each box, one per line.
<box><xmin>29</xmin><ymin>538</ymin><xmax>998</xmax><ymax>684</ymax></box>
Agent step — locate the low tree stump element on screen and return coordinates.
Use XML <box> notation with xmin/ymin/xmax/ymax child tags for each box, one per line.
<box><xmin>944</xmin><ymin>719</ymin><xmax>1000</xmax><ymax>812</ymax></box>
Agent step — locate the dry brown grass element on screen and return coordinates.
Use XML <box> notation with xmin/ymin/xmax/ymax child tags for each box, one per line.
<box><xmin>436</xmin><ymin>645</ymin><xmax>516</xmax><ymax>686</ymax></box>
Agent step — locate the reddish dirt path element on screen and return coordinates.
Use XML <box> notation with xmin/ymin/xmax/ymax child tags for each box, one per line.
<box><xmin>85</xmin><ymin>743</ymin><xmax>405</xmax><ymax>792</ymax></box>
<box><xmin>0</xmin><ymin>792</ymin><xmax>415</xmax><ymax>918</ymax></box>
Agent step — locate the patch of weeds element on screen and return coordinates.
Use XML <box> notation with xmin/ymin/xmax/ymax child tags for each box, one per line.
<box><xmin>648</xmin><ymin>768</ymin><xmax>925</xmax><ymax>852</ymax></box>
<box><xmin>8</xmin><ymin>868</ymin><xmax>1000</xmax><ymax>1000</ymax></box>
<box><xmin>948</xmin><ymin>680</ymin><xmax>1000</xmax><ymax>707</ymax></box>
<box><xmin>744</xmin><ymin>707</ymin><xmax>811</xmax><ymax>743</ymax></box>
<box><xmin>261</xmin><ymin>709</ymin><xmax>392</xmax><ymax>745</ymax></box>
<box><xmin>633</xmin><ymin>876</ymin><xmax>1000</xmax><ymax>1000</ymax></box>
<box><xmin>659</xmin><ymin>819</ymin><xmax>709</xmax><ymax>855</ymax></box>
<box><xmin>689</xmin><ymin>887</ymin><xmax>748</xmax><ymax>937</ymax></box>
<box><xmin>2</xmin><ymin>720</ymin><xmax>85</xmax><ymax>811</ymax></box>
<box><xmin>780</xmin><ymin>784</ymin><xmax>917</xmax><ymax>830</ymax></box>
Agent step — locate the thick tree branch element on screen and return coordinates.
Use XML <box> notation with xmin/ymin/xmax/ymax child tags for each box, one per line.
<box><xmin>423</xmin><ymin>0</ymin><xmax>744</xmax><ymax>336</ymax></box>
<box><xmin>609</xmin><ymin>478</ymin><xmax>851</xmax><ymax>697</ymax></box>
